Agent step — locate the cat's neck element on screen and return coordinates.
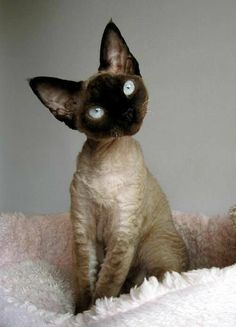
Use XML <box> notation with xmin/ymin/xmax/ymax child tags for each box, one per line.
<box><xmin>86</xmin><ymin>137</ymin><xmax>119</xmax><ymax>153</ymax></box>
<box><xmin>82</xmin><ymin>136</ymin><xmax>137</xmax><ymax>161</ymax></box>
<box><xmin>77</xmin><ymin>135</ymin><xmax>144</xmax><ymax>173</ymax></box>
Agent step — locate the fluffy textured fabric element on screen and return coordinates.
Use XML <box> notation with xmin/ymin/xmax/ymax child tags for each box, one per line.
<box><xmin>0</xmin><ymin>212</ymin><xmax>75</xmax><ymax>271</ymax></box>
<box><xmin>0</xmin><ymin>211</ymin><xmax>236</xmax><ymax>326</ymax></box>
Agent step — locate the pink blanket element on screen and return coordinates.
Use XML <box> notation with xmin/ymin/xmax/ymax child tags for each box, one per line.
<box><xmin>0</xmin><ymin>211</ymin><xmax>236</xmax><ymax>326</ymax></box>
<box><xmin>1</xmin><ymin>211</ymin><xmax>235</xmax><ymax>270</ymax></box>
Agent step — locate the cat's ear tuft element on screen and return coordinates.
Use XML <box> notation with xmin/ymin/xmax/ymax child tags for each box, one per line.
<box><xmin>99</xmin><ymin>21</ymin><xmax>141</xmax><ymax>76</ymax></box>
<box><xmin>29</xmin><ymin>77</ymin><xmax>83</xmax><ymax>129</ymax></box>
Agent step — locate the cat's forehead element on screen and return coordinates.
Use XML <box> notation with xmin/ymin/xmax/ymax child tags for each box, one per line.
<box><xmin>85</xmin><ymin>72</ymin><xmax>143</xmax><ymax>90</ymax></box>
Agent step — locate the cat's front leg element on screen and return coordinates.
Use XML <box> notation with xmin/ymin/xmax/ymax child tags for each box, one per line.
<box><xmin>70</xmin><ymin>176</ymin><xmax>97</xmax><ymax>312</ymax></box>
<box><xmin>94</xmin><ymin>208</ymin><xmax>142</xmax><ymax>301</ymax></box>
<box><xmin>94</xmin><ymin>234</ymin><xmax>136</xmax><ymax>301</ymax></box>
<box><xmin>73</xmin><ymin>235</ymin><xmax>96</xmax><ymax>312</ymax></box>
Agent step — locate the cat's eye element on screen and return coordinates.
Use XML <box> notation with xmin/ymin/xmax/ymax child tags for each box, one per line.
<box><xmin>123</xmin><ymin>80</ymin><xmax>135</xmax><ymax>96</ymax></box>
<box><xmin>87</xmin><ymin>107</ymin><xmax>104</xmax><ymax>120</ymax></box>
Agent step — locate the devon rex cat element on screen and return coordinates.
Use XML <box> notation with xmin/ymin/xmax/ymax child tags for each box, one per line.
<box><xmin>29</xmin><ymin>21</ymin><xmax>189</xmax><ymax>312</ymax></box>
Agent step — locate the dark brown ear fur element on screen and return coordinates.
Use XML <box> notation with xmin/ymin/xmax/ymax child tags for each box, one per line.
<box><xmin>99</xmin><ymin>21</ymin><xmax>141</xmax><ymax>76</ymax></box>
<box><xmin>29</xmin><ymin>77</ymin><xmax>83</xmax><ymax>129</ymax></box>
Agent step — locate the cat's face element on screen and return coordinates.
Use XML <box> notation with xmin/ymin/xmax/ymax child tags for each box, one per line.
<box><xmin>29</xmin><ymin>21</ymin><xmax>148</xmax><ymax>140</ymax></box>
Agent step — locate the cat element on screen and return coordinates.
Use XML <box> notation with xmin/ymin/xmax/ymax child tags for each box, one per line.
<box><xmin>29</xmin><ymin>21</ymin><xmax>189</xmax><ymax>312</ymax></box>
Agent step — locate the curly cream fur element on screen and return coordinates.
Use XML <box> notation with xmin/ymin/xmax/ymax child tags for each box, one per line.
<box><xmin>70</xmin><ymin>136</ymin><xmax>189</xmax><ymax>311</ymax></box>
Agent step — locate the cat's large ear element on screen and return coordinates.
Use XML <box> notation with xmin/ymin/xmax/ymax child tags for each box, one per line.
<box><xmin>98</xmin><ymin>21</ymin><xmax>141</xmax><ymax>76</ymax></box>
<box><xmin>29</xmin><ymin>77</ymin><xmax>83</xmax><ymax>129</ymax></box>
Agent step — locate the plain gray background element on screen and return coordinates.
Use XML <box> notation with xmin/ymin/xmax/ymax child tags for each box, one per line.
<box><xmin>1</xmin><ymin>0</ymin><xmax>235</xmax><ymax>215</ymax></box>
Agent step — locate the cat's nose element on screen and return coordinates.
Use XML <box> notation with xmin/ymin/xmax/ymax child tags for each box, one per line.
<box><xmin>121</xmin><ymin>107</ymin><xmax>133</xmax><ymax>114</ymax></box>
<box><xmin>121</xmin><ymin>107</ymin><xmax>134</xmax><ymax>121</ymax></box>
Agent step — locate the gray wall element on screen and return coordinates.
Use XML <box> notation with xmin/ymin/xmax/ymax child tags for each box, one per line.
<box><xmin>1</xmin><ymin>0</ymin><xmax>235</xmax><ymax>215</ymax></box>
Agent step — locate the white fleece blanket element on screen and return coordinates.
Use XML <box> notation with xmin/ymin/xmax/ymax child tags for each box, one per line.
<box><xmin>0</xmin><ymin>211</ymin><xmax>236</xmax><ymax>326</ymax></box>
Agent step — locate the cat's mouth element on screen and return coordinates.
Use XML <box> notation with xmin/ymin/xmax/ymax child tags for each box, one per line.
<box><xmin>109</xmin><ymin>127</ymin><xmax>139</xmax><ymax>139</ymax></box>
<box><xmin>110</xmin><ymin>115</ymin><xmax>145</xmax><ymax>138</ymax></box>
<box><xmin>109</xmin><ymin>102</ymin><xmax>147</xmax><ymax>138</ymax></box>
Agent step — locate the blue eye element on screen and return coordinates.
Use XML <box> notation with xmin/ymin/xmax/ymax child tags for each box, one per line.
<box><xmin>123</xmin><ymin>80</ymin><xmax>135</xmax><ymax>96</ymax></box>
<box><xmin>87</xmin><ymin>107</ymin><xmax>104</xmax><ymax>120</ymax></box>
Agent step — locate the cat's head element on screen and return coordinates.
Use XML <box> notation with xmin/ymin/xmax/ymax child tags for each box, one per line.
<box><xmin>29</xmin><ymin>21</ymin><xmax>148</xmax><ymax>140</ymax></box>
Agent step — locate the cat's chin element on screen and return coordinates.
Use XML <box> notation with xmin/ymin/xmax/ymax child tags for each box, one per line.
<box><xmin>82</xmin><ymin>123</ymin><xmax>143</xmax><ymax>141</ymax></box>
<box><xmin>114</xmin><ymin>127</ymin><xmax>141</xmax><ymax>138</ymax></box>
<box><xmin>124</xmin><ymin>123</ymin><xmax>143</xmax><ymax>137</ymax></box>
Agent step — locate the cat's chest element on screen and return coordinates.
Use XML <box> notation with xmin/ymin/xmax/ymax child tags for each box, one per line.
<box><xmin>77</xmin><ymin>137</ymin><xmax>144</xmax><ymax>206</ymax></box>
<box><xmin>79</xmin><ymin>164</ymin><xmax>130</xmax><ymax>205</ymax></box>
